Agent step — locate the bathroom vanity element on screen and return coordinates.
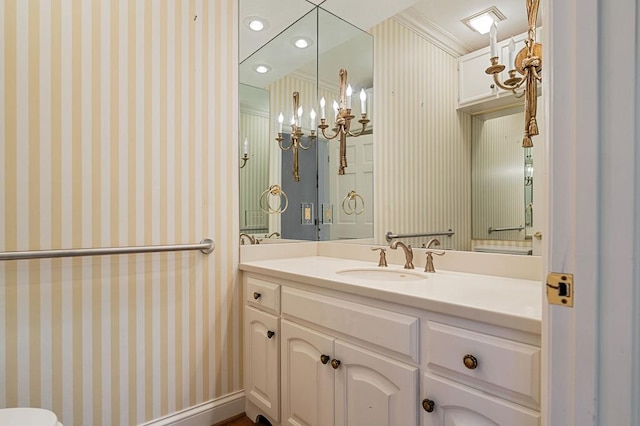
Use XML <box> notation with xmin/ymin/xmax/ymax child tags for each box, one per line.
<box><xmin>239</xmin><ymin>249</ymin><xmax>542</xmax><ymax>426</ymax></box>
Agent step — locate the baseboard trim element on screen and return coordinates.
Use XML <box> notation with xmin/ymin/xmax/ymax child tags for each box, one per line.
<box><xmin>140</xmin><ymin>390</ymin><xmax>245</xmax><ymax>426</ymax></box>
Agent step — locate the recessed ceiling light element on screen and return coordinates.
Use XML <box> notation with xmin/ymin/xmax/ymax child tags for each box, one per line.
<box><xmin>244</xmin><ymin>17</ymin><xmax>268</xmax><ymax>32</ymax></box>
<box><xmin>293</xmin><ymin>37</ymin><xmax>313</xmax><ymax>49</ymax></box>
<box><xmin>255</xmin><ymin>65</ymin><xmax>271</xmax><ymax>74</ymax></box>
<box><xmin>462</xmin><ymin>7</ymin><xmax>506</xmax><ymax>35</ymax></box>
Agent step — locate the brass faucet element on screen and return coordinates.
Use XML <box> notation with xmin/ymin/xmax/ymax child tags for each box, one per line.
<box><xmin>423</xmin><ymin>238</ymin><xmax>445</xmax><ymax>273</ymax></box>
<box><xmin>267</xmin><ymin>232</ymin><xmax>281</xmax><ymax>238</ymax></box>
<box><xmin>239</xmin><ymin>233</ymin><xmax>260</xmax><ymax>245</ymax></box>
<box><xmin>390</xmin><ymin>241</ymin><xmax>414</xmax><ymax>269</ymax></box>
<box><xmin>371</xmin><ymin>247</ymin><xmax>388</xmax><ymax>267</ymax></box>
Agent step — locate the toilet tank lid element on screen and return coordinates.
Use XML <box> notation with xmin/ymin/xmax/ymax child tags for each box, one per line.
<box><xmin>0</xmin><ymin>408</ymin><xmax>60</xmax><ymax>426</ymax></box>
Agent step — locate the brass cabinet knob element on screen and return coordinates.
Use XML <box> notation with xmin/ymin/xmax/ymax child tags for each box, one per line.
<box><xmin>463</xmin><ymin>354</ymin><xmax>478</xmax><ymax>369</ymax></box>
<box><xmin>422</xmin><ymin>398</ymin><xmax>435</xmax><ymax>413</ymax></box>
<box><xmin>253</xmin><ymin>292</ymin><xmax>261</xmax><ymax>300</ymax></box>
<box><xmin>267</xmin><ymin>330</ymin><xmax>275</xmax><ymax>339</ymax></box>
<box><xmin>330</xmin><ymin>359</ymin><xmax>341</xmax><ymax>369</ymax></box>
<box><xmin>320</xmin><ymin>355</ymin><xmax>330</xmax><ymax>365</ymax></box>
<box><xmin>533</xmin><ymin>231</ymin><xmax>542</xmax><ymax>240</ymax></box>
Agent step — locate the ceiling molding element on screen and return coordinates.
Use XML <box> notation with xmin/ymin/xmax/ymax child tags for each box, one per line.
<box><xmin>392</xmin><ymin>7</ymin><xmax>473</xmax><ymax>57</ymax></box>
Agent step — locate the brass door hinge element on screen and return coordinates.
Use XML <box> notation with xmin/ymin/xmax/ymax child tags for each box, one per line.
<box><xmin>546</xmin><ymin>273</ymin><xmax>573</xmax><ymax>307</ymax></box>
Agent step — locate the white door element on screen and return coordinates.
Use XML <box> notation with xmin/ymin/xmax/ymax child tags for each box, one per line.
<box><xmin>244</xmin><ymin>307</ymin><xmax>280</xmax><ymax>422</ymax></box>
<box><xmin>422</xmin><ymin>374</ymin><xmax>539</xmax><ymax>426</ymax></box>
<box><xmin>334</xmin><ymin>340</ymin><xmax>418</xmax><ymax>426</ymax></box>
<box><xmin>281</xmin><ymin>320</ymin><xmax>335</xmax><ymax>426</ymax></box>
<box><xmin>329</xmin><ymin>133</ymin><xmax>374</xmax><ymax>239</ymax></box>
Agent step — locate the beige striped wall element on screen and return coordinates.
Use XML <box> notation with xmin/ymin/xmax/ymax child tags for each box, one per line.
<box><xmin>1</xmin><ymin>1</ymin><xmax>240</xmax><ymax>425</ymax></box>
<box><xmin>370</xmin><ymin>19</ymin><xmax>472</xmax><ymax>250</ymax></box>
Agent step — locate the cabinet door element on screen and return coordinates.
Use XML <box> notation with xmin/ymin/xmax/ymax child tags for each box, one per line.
<box><xmin>422</xmin><ymin>374</ymin><xmax>540</xmax><ymax>426</ymax></box>
<box><xmin>458</xmin><ymin>50</ymin><xmax>496</xmax><ymax>106</ymax></box>
<box><xmin>244</xmin><ymin>306</ymin><xmax>280</xmax><ymax>422</ymax></box>
<box><xmin>281</xmin><ymin>320</ymin><xmax>335</xmax><ymax>426</ymax></box>
<box><xmin>334</xmin><ymin>340</ymin><xmax>419</xmax><ymax>426</ymax></box>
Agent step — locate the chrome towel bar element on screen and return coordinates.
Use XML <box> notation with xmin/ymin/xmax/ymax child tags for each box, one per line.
<box><xmin>0</xmin><ymin>238</ymin><xmax>215</xmax><ymax>261</ymax></box>
<box><xmin>487</xmin><ymin>226</ymin><xmax>525</xmax><ymax>234</ymax></box>
<box><xmin>385</xmin><ymin>229</ymin><xmax>455</xmax><ymax>242</ymax></box>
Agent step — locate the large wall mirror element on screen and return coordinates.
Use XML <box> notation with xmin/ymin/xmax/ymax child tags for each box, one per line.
<box><xmin>471</xmin><ymin>105</ymin><xmax>542</xmax><ymax>250</ymax></box>
<box><xmin>239</xmin><ymin>1</ymin><xmax>374</xmax><ymax>242</ymax></box>
<box><xmin>239</xmin><ymin>0</ymin><xmax>544</xmax><ymax>254</ymax></box>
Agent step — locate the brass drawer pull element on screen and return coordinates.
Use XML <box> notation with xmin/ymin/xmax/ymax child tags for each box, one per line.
<box><xmin>422</xmin><ymin>398</ymin><xmax>435</xmax><ymax>413</ymax></box>
<box><xmin>253</xmin><ymin>292</ymin><xmax>261</xmax><ymax>300</ymax></box>
<box><xmin>267</xmin><ymin>330</ymin><xmax>275</xmax><ymax>339</ymax></box>
<box><xmin>330</xmin><ymin>359</ymin><xmax>341</xmax><ymax>369</ymax></box>
<box><xmin>320</xmin><ymin>354</ymin><xmax>330</xmax><ymax>364</ymax></box>
<box><xmin>463</xmin><ymin>354</ymin><xmax>478</xmax><ymax>369</ymax></box>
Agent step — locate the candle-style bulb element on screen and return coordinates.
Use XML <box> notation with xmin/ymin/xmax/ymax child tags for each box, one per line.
<box><xmin>360</xmin><ymin>89</ymin><xmax>367</xmax><ymax>114</ymax></box>
<box><xmin>332</xmin><ymin>100</ymin><xmax>339</xmax><ymax>121</ymax></box>
<box><xmin>508</xmin><ymin>37</ymin><xmax>516</xmax><ymax>69</ymax></box>
<box><xmin>320</xmin><ymin>97</ymin><xmax>326</xmax><ymax>120</ymax></box>
<box><xmin>310</xmin><ymin>108</ymin><xmax>316</xmax><ymax>129</ymax></box>
<box><xmin>489</xmin><ymin>22</ymin><xmax>498</xmax><ymax>58</ymax></box>
<box><xmin>346</xmin><ymin>84</ymin><xmax>353</xmax><ymax>109</ymax></box>
<box><xmin>243</xmin><ymin>137</ymin><xmax>248</xmax><ymax>155</ymax></box>
<box><xmin>277</xmin><ymin>112</ymin><xmax>284</xmax><ymax>133</ymax></box>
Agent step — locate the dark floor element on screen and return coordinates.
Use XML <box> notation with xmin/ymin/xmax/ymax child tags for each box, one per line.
<box><xmin>216</xmin><ymin>414</ymin><xmax>272</xmax><ymax>426</ymax></box>
<box><xmin>218</xmin><ymin>415</ymin><xmax>255</xmax><ymax>426</ymax></box>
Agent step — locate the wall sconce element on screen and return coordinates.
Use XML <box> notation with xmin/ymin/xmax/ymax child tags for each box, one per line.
<box><xmin>318</xmin><ymin>68</ymin><xmax>370</xmax><ymax>175</ymax></box>
<box><xmin>275</xmin><ymin>92</ymin><xmax>316</xmax><ymax>182</ymax></box>
<box><xmin>485</xmin><ymin>0</ymin><xmax>541</xmax><ymax>148</ymax></box>
<box><xmin>240</xmin><ymin>137</ymin><xmax>250</xmax><ymax>169</ymax></box>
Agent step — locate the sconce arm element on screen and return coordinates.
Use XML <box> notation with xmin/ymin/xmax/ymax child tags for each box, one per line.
<box><xmin>276</xmin><ymin>134</ymin><xmax>294</xmax><ymax>151</ymax></box>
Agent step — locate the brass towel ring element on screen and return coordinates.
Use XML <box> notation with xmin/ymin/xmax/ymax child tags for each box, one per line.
<box><xmin>260</xmin><ymin>185</ymin><xmax>289</xmax><ymax>214</ymax></box>
<box><xmin>341</xmin><ymin>190</ymin><xmax>365</xmax><ymax>215</ymax></box>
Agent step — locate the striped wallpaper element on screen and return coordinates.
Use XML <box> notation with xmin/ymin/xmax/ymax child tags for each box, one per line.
<box><xmin>1</xmin><ymin>1</ymin><xmax>240</xmax><ymax>425</ymax></box>
<box><xmin>239</xmin><ymin>109</ymin><xmax>269</xmax><ymax>233</ymax></box>
<box><xmin>370</xmin><ymin>19</ymin><xmax>472</xmax><ymax>250</ymax></box>
<box><xmin>471</xmin><ymin>111</ymin><xmax>527</xmax><ymax>240</ymax></box>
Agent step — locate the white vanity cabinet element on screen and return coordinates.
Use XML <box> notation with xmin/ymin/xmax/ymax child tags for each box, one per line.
<box><xmin>421</xmin><ymin>321</ymin><xmax>541</xmax><ymax>425</ymax></box>
<box><xmin>280</xmin><ymin>286</ymin><xmax>420</xmax><ymax>426</ymax></box>
<box><xmin>244</xmin><ymin>277</ymin><xmax>281</xmax><ymax>422</ymax></box>
<box><xmin>241</xmin><ymin>267</ymin><xmax>541</xmax><ymax>426</ymax></box>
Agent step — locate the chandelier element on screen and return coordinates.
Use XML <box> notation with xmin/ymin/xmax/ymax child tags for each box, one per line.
<box><xmin>485</xmin><ymin>0</ymin><xmax>542</xmax><ymax>148</ymax></box>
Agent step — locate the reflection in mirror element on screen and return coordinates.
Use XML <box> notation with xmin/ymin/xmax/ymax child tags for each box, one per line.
<box><xmin>471</xmin><ymin>105</ymin><xmax>541</xmax><ymax>251</ymax></box>
<box><xmin>238</xmin><ymin>4</ymin><xmax>374</xmax><ymax>242</ymax></box>
<box><xmin>239</xmin><ymin>85</ymin><xmax>270</xmax><ymax>235</ymax></box>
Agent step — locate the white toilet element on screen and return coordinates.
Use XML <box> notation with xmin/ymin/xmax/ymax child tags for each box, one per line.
<box><xmin>0</xmin><ymin>408</ymin><xmax>63</xmax><ymax>426</ymax></box>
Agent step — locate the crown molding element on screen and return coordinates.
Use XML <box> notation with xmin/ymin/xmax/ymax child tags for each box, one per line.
<box><xmin>392</xmin><ymin>7</ymin><xmax>472</xmax><ymax>57</ymax></box>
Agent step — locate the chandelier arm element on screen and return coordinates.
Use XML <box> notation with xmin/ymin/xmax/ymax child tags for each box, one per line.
<box><xmin>277</xmin><ymin>137</ymin><xmax>294</xmax><ymax>151</ymax></box>
<box><xmin>491</xmin><ymin>72</ymin><xmax>525</xmax><ymax>91</ymax></box>
<box><xmin>298</xmin><ymin>137</ymin><xmax>315</xmax><ymax>150</ymax></box>
<box><xmin>320</xmin><ymin>126</ymin><xmax>340</xmax><ymax>140</ymax></box>
<box><xmin>346</xmin><ymin>121</ymin><xmax>368</xmax><ymax>138</ymax></box>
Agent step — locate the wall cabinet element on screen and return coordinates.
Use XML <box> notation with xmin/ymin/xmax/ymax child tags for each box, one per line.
<box><xmin>243</xmin><ymin>272</ymin><xmax>540</xmax><ymax>426</ymax></box>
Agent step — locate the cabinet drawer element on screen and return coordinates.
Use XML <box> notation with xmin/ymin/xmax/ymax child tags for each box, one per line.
<box><xmin>282</xmin><ymin>287</ymin><xmax>419</xmax><ymax>363</ymax></box>
<box><xmin>422</xmin><ymin>373</ymin><xmax>540</xmax><ymax>426</ymax></box>
<box><xmin>425</xmin><ymin>321</ymin><xmax>540</xmax><ymax>408</ymax></box>
<box><xmin>245</xmin><ymin>276</ymin><xmax>280</xmax><ymax>314</ymax></box>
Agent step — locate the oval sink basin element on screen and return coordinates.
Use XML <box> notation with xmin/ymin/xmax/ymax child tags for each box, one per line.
<box><xmin>336</xmin><ymin>267</ymin><xmax>428</xmax><ymax>281</ymax></box>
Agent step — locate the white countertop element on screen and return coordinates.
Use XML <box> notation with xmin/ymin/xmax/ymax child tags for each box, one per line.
<box><xmin>240</xmin><ymin>256</ymin><xmax>542</xmax><ymax>335</ymax></box>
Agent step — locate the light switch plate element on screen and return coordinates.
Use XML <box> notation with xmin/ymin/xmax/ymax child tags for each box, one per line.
<box><xmin>301</xmin><ymin>202</ymin><xmax>314</xmax><ymax>225</ymax></box>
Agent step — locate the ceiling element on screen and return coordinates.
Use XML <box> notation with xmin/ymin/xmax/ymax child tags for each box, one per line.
<box><xmin>240</xmin><ymin>0</ymin><xmax>539</xmax><ymax>62</ymax></box>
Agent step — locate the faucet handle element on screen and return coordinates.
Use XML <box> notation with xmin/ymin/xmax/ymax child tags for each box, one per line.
<box><xmin>423</xmin><ymin>239</ymin><xmax>445</xmax><ymax>273</ymax></box>
<box><xmin>371</xmin><ymin>247</ymin><xmax>388</xmax><ymax>267</ymax></box>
